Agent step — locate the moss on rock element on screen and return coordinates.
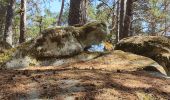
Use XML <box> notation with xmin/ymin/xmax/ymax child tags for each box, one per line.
<box><xmin>28</xmin><ymin>21</ymin><xmax>108</xmax><ymax>58</ymax></box>
<box><xmin>0</xmin><ymin>41</ymin><xmax>12</xmax><ymax>53</ymax></box>
<box><xmin>0</xmin><ymin>49</ymin><xmax>14</xmax><ymax>65</ymax></box>
<box><xmin>1</xmin><ymin>21</ymin><xmax>108</xmax><ymax>69</ymax></box>
<box><xmin>115</xmin><ymin>36</ymin><xmax>170</xmax><ymax>75</ymax></box>
<box><xmin>0</xmin><ymin>40</ymin><xmax>36</xmax><ymax>68</ymax></box>
<box><xmin>67</xmin><ymin>50</ymin><xmax>167</xmax><ymax>75</ymax></box>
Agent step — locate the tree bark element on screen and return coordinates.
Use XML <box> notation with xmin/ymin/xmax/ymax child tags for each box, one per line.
<box><xmin>123</xmin><ymin>0</ymin><xmax>133</xmax><ymax>37</ymax></box>
<box><xmin>116</xmin><ymin>0</ymin><xmax>120</xmax><ymax>42</ymax></box>
<box><xmin>57</xmin><ymin>0</ymin><xmax>65</xmax><ymax>26</ymax></box>
<box><xmin>119</xmin><ymin>0</ymin><xmax>124</xmax><ymax>40</ymax></box>
<box><xmin>68</xmin><ymin>0</ymin><xmax>87</xmax><ymax>26</ymax></box>
<box><xmin>39</xmin><ymin>16</ymin><xmax>43</xmax><ymax>33</ymax></box>
<box><xmin>0</xmin><ymin>2</ymin><xmax>7</xmax><ymax>36</ymax></box>
<box><xmin>151</xmin><ymin>22</ymin><xmax>156</xmax><ymax>35</ymax></box>
<box><xmin>3</xmin><ymin>0</ymin><xmax>15</xmax><ymax>45</ymax></box>
<box><xmin>164</xmin><ymin>0</ymin><xmax>168</xmax><ymax>36</ymax></box>
<box><xmin>19</xmin><ymin>0</ymin><xmax>26</xmax><ymax>43</ymax></box>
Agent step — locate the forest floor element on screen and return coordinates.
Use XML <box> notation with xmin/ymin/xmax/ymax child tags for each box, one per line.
<box><xmin>0</xmin><ymin>51</ymin><xmax>170</xmax><ymax>100</ymax></box>
<box><xmin>0</xmin><ymin>68</ymin><xmax>170</xmax><ymax>100</ymax></box>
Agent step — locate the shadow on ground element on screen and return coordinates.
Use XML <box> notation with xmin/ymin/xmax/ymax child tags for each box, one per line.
<box><xmin>0</xmin><ymin>68</ymin><xmax>170</xmax><ymax>100</ymax></box>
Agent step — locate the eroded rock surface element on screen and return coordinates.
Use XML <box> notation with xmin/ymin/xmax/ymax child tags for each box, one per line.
<box><xmin>29</xmin><ymin>21</ymin><xmax>107</xmax><ymax>58</ymax></box>
<box><xmin>1</xmin><ymin>23</ymin><xmax>167</xmax><ymax>76</ymax></box>
<box><xmin>67</xmin><ymin>50</ymin><xmax>167</xmax><ymax>76</ymax></box>
<box><xmin>1</xmin><ymin>21</ymin><xmax>107</xmax><ymax>68</ymax></box>
<box><xmin>18</xmin><ymin>50</ymin><xmax>167</xmax><ymax>76</ymax></box>
<box><xmin>115</xmin><ymin>36</ymin><xmax>170</xmax><ymax>75</ymax></box>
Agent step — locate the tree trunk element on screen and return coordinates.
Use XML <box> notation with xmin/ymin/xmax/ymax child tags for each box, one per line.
<box><xmin>119</xmin><ymin>0</ymin><xmax>124</xmax><ymax>40</ymax></box>
<box><xmin>3</xmin><ymin>0</ymin><xmax>15</xmax><ymax>46</ymax></box>
<box><xmin>116</xmin><ymin>0</ymin><xmax>120</xmax><ymax>42</ymax></box>
<box><xmin>19</xmin><ymin>0</ymin><xmax>26</xmax><ymax>43</ymax></box>
<box><xmin>57</xmin><ymin>0</ymin><xmax>65</xmax><ymax>26</ymax></box>
<box><xmin>68</xmin><ymin>0</ymin><xmax>87</xmax><ymax>26</ymax></box>
<box><xmin>164</xmin><ymin>0</ymin><xmax>168</xmax><ymax>36</ymax></box>
<box><xmin>123</xmin><ymin>0</ymin><xmax>133</xmax><ymax>37</ymax></box>
<box><xmin>0</xmin><ymin>2</ymin><xmax>7</xmax><ymax>37</ymax></box>
<box><xmin>151</xmin><ymin>22</ymin><xmax>156</xmax><ymax>35</ymax></box>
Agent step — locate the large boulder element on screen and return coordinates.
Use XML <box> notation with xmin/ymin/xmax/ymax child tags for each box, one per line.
<box><xmin>70</xmin><ymin>50</ymin><xmax>166</xmax><ymax>74</ymax></box>
<box><xmin>115</xmin><ymin>36</ymin><xmax>170</xmax><ymax>75</ymax></box>
<box><xmin>26</xmin><ymin>21</ymin><xmax>107</xmax><ymax>58</ymax></box>
<box><xmin>22</xmin><ymin>50</ymin><xmax>167</xmax><ymax>76</ymax></box>
<box><xmin>1</xmin><ymin>21</ymin><xmax>108</xmax><ymax>68</ymax></box>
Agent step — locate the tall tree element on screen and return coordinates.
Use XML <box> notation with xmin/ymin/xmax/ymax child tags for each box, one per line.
<box><xmin>57</xmin><ymin>0</ymin><xmax>65</xmax><ymax>25</ymax></box>
<box><xmin>123</xmin><ymin>0</ymin><xmax>133</xmax><ymax>37</ymax></box>
<box><xmin>68</xmin><ymin>0</ymin><xmax>87</xmax><ymax>26</ymax></box>
<box><xmin>116</xmin><ymin>0</ymin><xmax>120</xmax><ymax>42</ymax></box>
<box><xmin>0</xmin><ymin>1</ymin><xmax>7</xmax><ymax>37</ymax></box>
<box><xmin>19</xmin><ymin>0</ymin><xmax>26</xmax><ymax>43</ymax></box>
<box><xmin>119</xmin><ymin>0</ymin><xmax>124</xmax><ymax>39</ymax></box>
<box><xmin>3</xmin><ymin>0</ymin><xmax>15</xmax><ymax>45</ymax></box>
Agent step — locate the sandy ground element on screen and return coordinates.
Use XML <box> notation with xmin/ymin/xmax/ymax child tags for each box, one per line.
<box><xmin>0</xmin><ymin>51</ymin><xmax>170</xmax><ymax>100</ymax></box>
<box><xmin>0</xmin><ymin>68</ymin><xmax>170</xmax><ymax>100</ymax></box>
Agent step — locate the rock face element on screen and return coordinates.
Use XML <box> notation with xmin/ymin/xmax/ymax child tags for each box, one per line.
<box><xmin>115</xmin><ymin>36</ymin><xmax>170</xmax><ymax>75</ymax></box>
<box><xmin>28</xmin><ymin>21</ymin><xmax>107</xmax><ymax>58</ymax></box>
<box><xmin>20</xmin><ymin>50</ymin><xmax>167</xmax><ymax>76</ymax></box>
<box><xmin>2</xmin><ymin>22</ymin><xmax>166</xmax><ymax>76</ymax></box>
<box><xmin>1</xmin><ymin>21</ymin><xmax>108</xmax><ymax>68</ymax></box>
<box><xmin>68</xmin><ymin>50</ymin><xmax>167</xmax><ymax>75</ymax></box>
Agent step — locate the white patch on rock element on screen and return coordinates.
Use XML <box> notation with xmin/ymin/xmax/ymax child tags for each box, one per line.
<box><xmin>6</xmin><ymin>56</ymin><xmax>39</xmax><ymax>69</ymax></box>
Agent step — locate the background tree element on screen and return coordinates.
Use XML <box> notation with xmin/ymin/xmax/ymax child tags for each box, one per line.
<box><xmin>1</xmin><ymin>0</ymin><xmax>170</xmax><ymax>47</ymax></box>
<box><xmin>19</xmin><ymin>0</ymin><xmax>26</xmax><ymax>43</ymax></box>
<box><xmin>68</xmin><ymin>0</ymin><xmax>87</xmax><ymax>26</ymax></box>
<box><xmin>119</xmin><ymin>0</ymin><xmax>125</xmax><ymax>39</ymax></box>
<box><xmin>57</xmin><ymin>0</ymin><xmax>65</xmax><ymax>25</ymax></box>
<box><xmin>3</xmin><ymin>0</ymin><xmax>15</xmax><ymax>45</ymax></box>
<box><xmin>123</xmin><ymin>0</ymin><xmax>133</xmax><ymax>37</ymax></box>
<box><xmin>0</xmin><ymin>0</ymin><xmax>8</xmax><ymax>39</ymax></box>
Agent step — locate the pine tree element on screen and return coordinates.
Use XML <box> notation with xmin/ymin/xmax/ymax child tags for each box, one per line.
<box><xmin>57</xmin><ymin>0</ymin><xmax>65</xmax><ymax>25</ymax></box>
<box><xmin>19</xmin><ymin>0</ymin><xmax>26</xmax><ymax>43</ymax></box>
<box><xmin>68</xmin><ymin>0</ymin><xmax>87</xmax><ymax>26</ymax></box>
<box><xmin>119</xmin><ymin>0</ymin><xmax>124</xmax><ymax>39</ymax></box>
<box><xmin>3</xmin><ymin>0</ymin><xmax>15</xmax><ymax>45</ymax></box>
<box><xmin>123</xmin><ymin>0</ymin><xmax>133</xmax><ymax>37</ymax></box>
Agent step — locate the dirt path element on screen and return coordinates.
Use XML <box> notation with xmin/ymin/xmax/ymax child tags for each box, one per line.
<box><xmin>0</xmin><ymin>67</ymin><xmax>170</xmax><ymax>100</ymax></box>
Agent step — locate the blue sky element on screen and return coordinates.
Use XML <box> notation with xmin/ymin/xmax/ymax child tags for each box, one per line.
<box><xmin>43</xmin><ymin>0</ymin><xmax>70</xmax><ymax>13</ymax></box>
<box><xmin>39</xmin><ymin>0</ymin><xmax>62</xmax><ymax>16</ymax></box>
<box><xmin>42</xmin><ymin>0</ymin><xmax>113</xmax><ymax>15</ymax></box>
<box><xmin>47</xmin><ymin>0</ymin><xmax>61</xmax><ymax>13</ymax></box>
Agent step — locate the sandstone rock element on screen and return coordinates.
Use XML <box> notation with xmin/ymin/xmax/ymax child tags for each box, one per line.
<box><xmin>115</xmin><ymin>36</ymin><xmax>170</xmax><ymax>75</ymax></box>
<box><xmin>18</xmin><ymin>50</ymin><xmax>167</xmax><ymax>76</ymax></box>
<box><xmin>5</xmin><ymin>56</ymin><xmax>38</xmax><ymax>69</ymax></box>
<box><xmin>66</xmin><ymin>50</ymin><xmax>167</xmax><ymax>76</ymax></box>
<box><xmin>2</xmin><ymin>22</ymin><xmax>165</xmax><ymax>76</ymax></box>
<box><xmin>27</xmin><ymin>21</ymin><xmax>107</xmax><ymax>58</ymax></box>
<box><xmin>1</xmin><ymin>21</ymin><xmax>108</xmax><ymax>68</ymax></box>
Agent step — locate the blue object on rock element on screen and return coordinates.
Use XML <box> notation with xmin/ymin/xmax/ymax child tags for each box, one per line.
<box><xmin>88</xmin><ymin>43</ymin><xmax>105</xmax><ymax>52</ymax></box>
